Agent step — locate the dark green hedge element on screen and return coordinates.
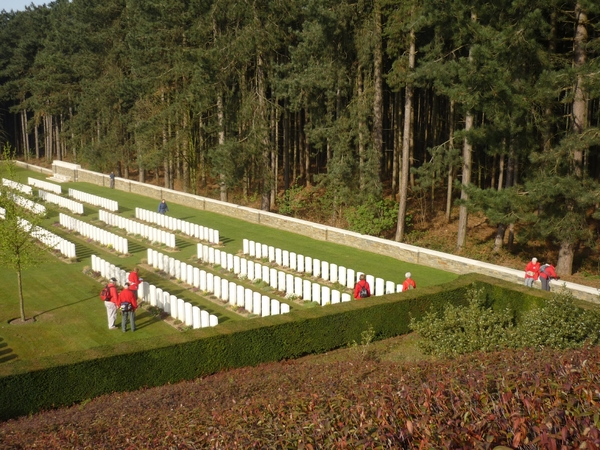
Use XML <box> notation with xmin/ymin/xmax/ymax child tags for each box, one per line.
<box><xmin>0</xmin><ymin>274</ymin><xmax>549</xmax><ymax>420</ymax></box>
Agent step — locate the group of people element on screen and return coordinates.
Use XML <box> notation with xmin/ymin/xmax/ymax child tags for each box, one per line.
<box><xmin>524</xmin><ymin>257</ymin><xmax>559</xmax><ymax>291</ymax></box>
<box><xmin>353</xmin><ymin>272</ymin><xmax>416</xmax><ymax>299</ymax></box>
<box><xmin>102</xmin><ymin>268</ymin><xmax>141</xmax><ymax>332</ymax></box>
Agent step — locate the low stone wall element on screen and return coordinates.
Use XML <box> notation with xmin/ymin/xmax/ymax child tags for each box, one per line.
<box><xmin>15</xmin><ymin>160</ymin><xmax>600</xmax><ymax>303</ymax></box>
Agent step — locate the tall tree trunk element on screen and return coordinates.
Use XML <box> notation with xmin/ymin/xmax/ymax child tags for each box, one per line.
<box><xmin>557</xmin><ymin>2</ymin><xmax>587</xmax><ymax>276</ymax></box>
<box><xmin>302</xmin><ymin>110</ymin><xmax>309</xmax><ymax>187</ymax></box>
<box><xmin>395</xmin><ymin>27</ymin><xmax>415</xmax><ymax>242</ymax></box>
<box><xmin>217</xmin><ymin>93</ymin><xmax>227</xmax><ymax>202</ymax></box>
<box><xmin>270</xmin><ymin>101</ymin><xmax>278</xmax><ymax>208</ymax></box>
<box><xmin>445</xmin><ymin>100</ymin><xmax>455</xmax><ymax>222</ymax></box>
<box><xmin>21</xmin><ymin>107</ymin><xmax>29</xmax><ymax>160</ymax></box>
<box><xmin>372</xmin><ymin>0</ymin><xmax>383</xmax><ymax>182</ymax></box>
<box><xmin>283</xmin><ymin>106</ymin><xmax>290</xmax><ymax>191</ymax></box>
<box><xmin>34</xmin><ymin>119</ymin><xmax>39</xmax><ymax>159</ymax></box>
<box><xmin>18</xmin><ymin>265</ymin><xmax>25</xmax><ymax>322</ymax></box>
<box><xmin>456</xmin><ymin>14</ymin><xmax>476</xmax><ymax>251</ymax></box>
<box><xmin>54</xmin><ymin>118</ymin><xmax>61</xmax><ymax>161</ymax></box>
<box><xmin>44</xmin><ymin>114</ymin><xmax>52</xmax><ymax>162</ymax></box>
<box><xmin>257</xmin><ymin>53</ymin><xmax>271</xmax><ymax>211</ymax></box>
<box><xmin>357</xmin><ymin>66</ymin><xmax>366</xmax><ymax>191</ymax></box>
<box><xmin>392</xmin><ymin>91</ymin><xmax>401</xmax><ymax>194</ymax></box>
<box><xmin>182</xmin><ymin>112</ymin><xmax>189</xmax><ymax>193</ymax></box>
<box><xmin>456</xmin><ymin>112</ymin><xmax>473</xmax><ymax>250</ymax></box>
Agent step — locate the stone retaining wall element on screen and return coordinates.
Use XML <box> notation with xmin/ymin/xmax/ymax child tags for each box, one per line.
<box><xmin>15</xmin><ymin>160</ymin><xmax>600</xmax><ymax>303</ymax></box>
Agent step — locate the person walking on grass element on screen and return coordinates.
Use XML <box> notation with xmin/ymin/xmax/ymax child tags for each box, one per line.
<box><xmin>524</xmin><ymin>257</ymin><xmax>540</xmax><ymax>288</ymax></box>
<box><xmin>158</xmin><ymin>199</ymin><xmax>169</xmax><ymax>215</ymax></box>
<box><xmin>402</xmin><ymin>272</ymin><xmax>416</xmax><ymax>291</ymax></box>
<box><xmin>117</xmin><ymin>282</ymin><xmax>138</xmax><ymax>332</ymax></box>
<box><xmin>353</xmin><ymin>274</ymin><xmax>371</xmax><ymax>299</ymax></box>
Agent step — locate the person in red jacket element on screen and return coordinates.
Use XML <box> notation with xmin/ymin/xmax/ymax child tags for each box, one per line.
<box><xmin>104</xmin><ymin>278</ymin><xmax>119</xmax><ymax>330</ymax></box>
<box><xmin>524</xmin><ymin>257</ymin><xmax>540</xmax><ymax>288</ymax></box>
<box><xmin>117</xmin><ymin>282</ymin><xmax>138</xmax><ymax>332</ymax></box>
<box><xmin>539</xmin><ymin>263</ymin><xmax>559</xmax><ymax>291</ymax></box>
<box><xmin>402</xmin><ymin>272</ymin><xmax>416</xmax><ymax>291</ymax></box>
<box><xmin>353</xmin><ymin>274</ymin><xmax>371</xmax><ymax>299</ymax></box>
<box><xmin>127</xmin><ymin>267</ymin><xmax>142</xmax><ymax>300</ymax></box>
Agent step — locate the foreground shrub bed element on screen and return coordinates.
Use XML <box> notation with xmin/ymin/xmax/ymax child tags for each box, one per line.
<box><xmin>1</xmin><ymin>345</ymin><xmax>600</xmax><ymax>449</ymax></box>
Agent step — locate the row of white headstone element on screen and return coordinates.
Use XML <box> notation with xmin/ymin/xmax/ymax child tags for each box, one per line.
<box><xmin>68</xmin><ymin>188</ymin><xmax>118</xmax><ymax>212</ymax></box>
<box><xmin>59</xmin><ymin>213</ymin><xmax>128</xmax><ymax>254</ymax></box>
<box><xmin>135</xmin><ymin>208</ymin><xmax>220</xmax><ymax>244</ymax></box>
<box><xmin>147</xmin><ymin>249</ymin><xmax>291</xmax><ymax>316</ymax></box>
<box><xmin>242</xmin><ymin>239</ymin><xmax>405</xmax><ymax>295</ymax></box>
<box><xmin>28</xmin><ymin>177</ymin><xmax>62</xmax><ymax>195</ymax></box>
<box><xmin>3</xmin><ymin>192</ymin><xmax>47</xmax><ymax>215</ymax></box>
<box><xmin>38</xmin><ymin>189</ymin><xmax>84</xmax><ymax>214</ymax></box>
<box><xmin>195</xmin><ymin>244</ymin><xmax>354</xmax><ymax>305</ymax></box>
<box><xmin>91</xmin><ymin>255</ymin><xmax>218</xmax><ymax>329</ymax></box>
<box><xmin>2</xmin><ymin>178</ymin><xmax>32</xmax><ymax>195</ymax></box>
<box><xmin>20</xmin><ymin>217</ymin><xmax>77</xmax><ymax>258</ymax></box>
<box><xmin>99</xmin><ymin>210</ymin><xmax>176</xmax><ymax>248</ymax></box>
<box><xmin>0</xmin><ymin>209</ymin><xmax>76</xmax><ymax>258</ymax></box>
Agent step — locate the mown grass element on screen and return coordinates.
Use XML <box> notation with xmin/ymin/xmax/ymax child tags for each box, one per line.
<box><xmin>1</xmin><ymin>166</ymin><xmax>457</xmax><ymax>363</ymax></box>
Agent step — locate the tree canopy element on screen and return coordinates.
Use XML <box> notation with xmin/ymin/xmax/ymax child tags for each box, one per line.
<box><xmin>0</xmin><ymin>0</ymin><xmax>599</xmax><ymax>274</ymax></box>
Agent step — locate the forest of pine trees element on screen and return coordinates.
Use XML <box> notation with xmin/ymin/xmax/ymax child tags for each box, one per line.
<box><xmin>0</xmin><ymin>0</ymin><xmax>599</xmax><ymax>275</ymax></box>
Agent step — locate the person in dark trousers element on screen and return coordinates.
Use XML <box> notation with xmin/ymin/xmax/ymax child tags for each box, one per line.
<box><xmin>158</xmin><ymin>199</ymin><xmax>169</xmax><ymax>215</ymax></box>
<box><xmin>353</xmin><ymin>274</ymin><xmax>371</xmax><ymax>299</ymax></box>
<box><xmin>117</xmin><ymin>282</ymin><xmax>138</xmax><ymax>332</ymax></box>
<box><xmin>539</xmin><ymin>263</ymin><xmax>559</xmax><ymax>291</ymax></box>
<box><xmin>105</xmin><ymin>278</ymin><xmax>119</xmax><ymax>329</ymax></box>
<box><xmin>109</xmin><ymin>171</ymin><xmax>115</xmax><ymax>189</ymax></box>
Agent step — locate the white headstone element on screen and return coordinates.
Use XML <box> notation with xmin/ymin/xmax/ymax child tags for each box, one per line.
<box><xmin>330</xmin><ymin>263</ymin><xmax>338</xmax><ymax>283</ymax></box>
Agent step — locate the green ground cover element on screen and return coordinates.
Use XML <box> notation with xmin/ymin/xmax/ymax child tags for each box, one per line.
<box><xmin>0</xmin><ymin>166</ymin><xmax>457</xmax><ymax>363</ymax></box>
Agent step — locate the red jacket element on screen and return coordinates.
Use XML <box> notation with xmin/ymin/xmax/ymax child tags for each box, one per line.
<box><xmin>128</xmin><ymin>271</ymin><xmax>140</xmax><ymax>286</ymax></box>
<box><xmin>539</xmin><ymin>264</ymin><xmax>558</xmax><ymax>280</ymax></box>
<box><xmin>117</xmin><ymin>287</ymin><xmax>138</xmax><ymax>311</ymax></box>
<box><xmin>108</xmin><ymin>283</ymin><xmax>119</xmax><ymax>305</ymax></box>
<box><xmin>402</xmin><ymin>278</ymin><xmax>416</xmax><ymax>291</ymax></box>
<box><xmin>354</xmin><ymin>280</ymin><xmax>371</xmax><ymax>299</ymax></box>
<box><xmin>524</xmin><ymin>261</ymin><xmax>540</xmax><ymax>280</ymax></box>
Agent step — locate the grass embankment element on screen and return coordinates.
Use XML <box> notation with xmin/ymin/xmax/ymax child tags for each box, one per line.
<box><xmin>1</xmin><ymin>166</ymin><xmax>456</xmax><ymax>363</ymax></box>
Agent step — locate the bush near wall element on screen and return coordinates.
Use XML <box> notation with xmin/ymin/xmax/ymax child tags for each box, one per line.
<box><xmin>0</xmin><ymin>274</ymin><xmax>549</xmax><ymax>421</ymax></box>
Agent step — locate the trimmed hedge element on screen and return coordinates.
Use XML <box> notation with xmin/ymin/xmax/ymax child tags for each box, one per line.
<box><xmin>0</xmin><ymin>274</ymin><xmax>549</xmax><ymax>420</ymax></box>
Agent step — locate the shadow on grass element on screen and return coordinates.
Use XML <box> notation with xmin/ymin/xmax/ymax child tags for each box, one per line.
<box><xmin>34</xmin><ymin>294</ymin><xmax>97</xmax><ymax>319</ymax></box>
<box><xmin>220</xmin><ymin>235</ymin><xmax>234</xmax><ymax>245</ymax></box>
<box><xmin>128</xmin><ymin>241</ymin><xmax>146</xmax><ymax>254</ymax></box>
<box><xmin>126</xmin><ymin>311</ymin><xmax>162</xmax><ymax>330</ymax></box>
<box><xmin>75</xmin><ymin>242</ymin><xmax>94</xmax><ymax>260</ymax></box>
<box><xmin>176</xmin><ymin>237</ymin><xmax>192</xmax><ymax>250</ymax></box>
<box><xmin>0</xmin><ymin>339</ymin><xmax>17</xmax><ymax>364</ymax></box>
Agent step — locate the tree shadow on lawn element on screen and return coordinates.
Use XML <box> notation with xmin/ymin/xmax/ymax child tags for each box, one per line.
<box><xmin>33</xmin><ymin>294</ymin><xmax>97</xmax><ymax>319</ymax></box>
<box><xmin>0</xmin><ymin>339</ymin><xmax>17</xmax><ymax>364</ymax></box>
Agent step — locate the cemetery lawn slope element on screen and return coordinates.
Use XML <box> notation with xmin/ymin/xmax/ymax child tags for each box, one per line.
<box><xmin>1</xmin><ymin>166</ymin><xmax>456</xmax><ymax>365</ymax></box>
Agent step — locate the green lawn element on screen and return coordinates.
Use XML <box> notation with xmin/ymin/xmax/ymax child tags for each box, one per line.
<box><xmin>1</xmin><ymin>166</ymin><xmax>457</xmax><ymax>363</ymax></box>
